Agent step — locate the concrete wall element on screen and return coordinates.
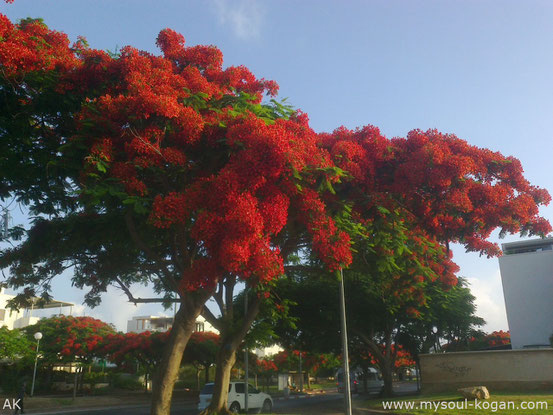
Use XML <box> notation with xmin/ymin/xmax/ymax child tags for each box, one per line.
<box><xmin>420</xmin><ymin>349</ymin><xmax>553</xmax><ymax>393</ymax></box>
<box><xmin>498</xmin><ymin>249</ymin><xmax>553</xmax><ymax>349</ymax></box>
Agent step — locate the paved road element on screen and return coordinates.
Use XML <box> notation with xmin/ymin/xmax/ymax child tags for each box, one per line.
<box><xmin>21</xmin><ymin>393</ymin><xmax>349</xmax><ymax>415</ymax></box>
<box><xmin>17</xmin><ymin>383</ymin><xmax>418</xmax><ymax>415</ymax></box>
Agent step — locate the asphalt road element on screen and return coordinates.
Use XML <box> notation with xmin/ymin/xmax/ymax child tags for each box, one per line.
<box><xmin>21</xmin><ymin>393</ymin><xmax>348</xmax><ymax>415</ymax></box>
<box><xmin>17</xmin><ymin>383</ymin><xmax>418</xmax><ymax>415</ymax></box>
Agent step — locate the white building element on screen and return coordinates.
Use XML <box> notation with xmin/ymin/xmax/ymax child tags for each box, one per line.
<box><xmin>125</xmin><ymin>313</ymin><xmax>282</xmax><ymax>357</ymax></box>
<box><xmin>0</xmin><ymin>287</ymin><xmax>75</xmax><ymax>330</ymax></box>
<box><xmin>498</xmin><ymin>238</ymin><xmax>553</xmax><ymax>349</ymax></box>
<box><xmin>126</xmin><ymin>314</ymin><xmax>217</xmax><ymax>334</ymax></box>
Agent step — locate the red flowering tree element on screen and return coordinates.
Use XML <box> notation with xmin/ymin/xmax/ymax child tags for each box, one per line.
<box><xmin>310</xmin><ymin>125</ymin><xmax>550</xmax><ymax>396</ymax></box>
<box><xmin>99</xmin><ymin>330</ymin><xmax>169</xmax><ymax>391</ymax></box>
<box><xmin>269</xmin><ymin>349</ymin><xmax>328</xmax><ymax>389</ymax></box>
<box><xmin>25</xmin><ymin>316</ymin><xmax>115</xmax><ymax>364</ymax></box>
<box><xmin>23</xmin><ymin>315</ymin><xmax>114</xmax><ymax>396</ymax></box>
<box><xmin>252</xmin><ymin>357</ymin><xmax>278</xmax><ymax>392</ymax></box>
<box><xmin>0</xmin><ymin>15</ymin><xmax>351</xmax><ymax>415</ymax></box>
<box><xmin>444</xmin><ymin>330</ymin><xmax>511</xmax><ymax>351</ymax></box>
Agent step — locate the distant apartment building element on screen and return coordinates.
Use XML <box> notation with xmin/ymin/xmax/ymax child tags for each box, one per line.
<box><xmin>498</xmin><ymin>238</ymin><xmax>553</xmax><ymax>349</ymax></box>
<box><xmin>0</xmin><ymin>287</ymin><xmax>74</xmax><ymax>329</ymax></box>
<box><xmin>126</xmin><ymin>314</ymin><xmax>216</xmax><ymax>334</ymax></box>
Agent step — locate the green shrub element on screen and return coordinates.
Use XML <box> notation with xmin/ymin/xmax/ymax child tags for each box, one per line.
<box><xmin>110</xmin><ymin>373</ymin><xmax>143</xmax><ymax>390</ymax></box>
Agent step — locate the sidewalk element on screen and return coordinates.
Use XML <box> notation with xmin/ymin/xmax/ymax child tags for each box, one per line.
<box><xmin>1</xmin><ymin>392</ymin><xmax>196</xmax><ymax>415</ymax></box>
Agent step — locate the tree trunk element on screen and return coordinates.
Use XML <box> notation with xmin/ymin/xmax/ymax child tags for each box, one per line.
<box><xmin>72</xmin><ymin>369</ymin><xmax>78</xmax><ymax>400</ymax></box>
<box><xmin>150</xmin><ymin>294</ymin><xmax>209</xmax><ymax>415</ymax></box>
<box><xmin>201</xmin><ymin>294</ymin><xmax>262</xmax><ymax>414</ymax></box>
<box><xmin>196</xmin><ymin>367</ymin><xmax>201</xmax><ymax>391</ymax></box>
<box><xmin>380</xmin><ymin>359</ymin><xmax>394</xmax><ymax>397</ymax></box>
<box><xmin>415</xmin><ymin>359</ymin><xmax>422</xmax><ymax>393</ymax></box>
<box><xmin>201</xmin><ymin>342</ymin><xmax>237</xmax><ymax>415</ymax></box>
<box><xmin>205</xmin><ymin>365</ymin><xmax>210</xmax><ymax>384</ymax></box>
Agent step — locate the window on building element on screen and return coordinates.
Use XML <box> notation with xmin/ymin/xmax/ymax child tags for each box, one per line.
<box><xmin>195</xmin><ymin>322</ymin><xmax>204</xmax><ymax>332</ymax></box>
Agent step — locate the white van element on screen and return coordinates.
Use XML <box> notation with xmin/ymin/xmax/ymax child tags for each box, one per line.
<box><xmin>336</xmin><ymin>367</ymin><xmax>383</xmax><ymax>394</ymax></box>
<box><xmin>198</xmin><ymin>381</ymin><xmax>273</xmax><ymax>413</ymax></box>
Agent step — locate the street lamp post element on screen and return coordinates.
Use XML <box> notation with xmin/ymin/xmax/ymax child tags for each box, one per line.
<box><xmin>338</xmin><ymin>268</ymin><xmax>352</xmax><ymax>415</ymax></box>
<box><xmin>244</xmin><ymin>290</ymin><xmax>249</xmax><ymax>413</ymax></box>
<box><xmin>31</xmin><ymin>332</ymin><xmax>43</xmax><ymax>397</ymax></box>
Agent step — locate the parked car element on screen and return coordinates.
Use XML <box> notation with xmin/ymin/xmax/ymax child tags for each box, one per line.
<box><xmin>336</xmin><ymin>367</ymin><xmax>383</xmax><ymax>394</ymax></box>
<box><xmin>198</xmin><ymin>381</ymin><xmax>273</xmax><ymax>413</ymax></box>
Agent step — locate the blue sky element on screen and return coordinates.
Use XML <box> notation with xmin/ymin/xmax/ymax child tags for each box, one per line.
<box><xmin>2</xmin><ymin>0</ymin><xmax>553</xmax><ymax>332</ymax></box>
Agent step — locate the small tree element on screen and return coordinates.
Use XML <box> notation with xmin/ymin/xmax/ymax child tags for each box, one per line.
<box><xmin>0</xmin><ymin>326</ymin><xmax>33</xmax><ymax>361</ymax></box>
<box><xmin>0</xmin><ymin>327</ymin><xmax>34</xmax><ymax>393</ymax></box>
<box><xmin>24</xmin><ymin>316</ymin><xmax>115</xmax><ymax>395</ymax></box>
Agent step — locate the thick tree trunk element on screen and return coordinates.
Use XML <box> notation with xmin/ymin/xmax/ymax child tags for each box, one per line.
<box><xmin>150</xmin><ymin>294</ymin><xmax>209</xmax><ymax>415</ymax></box>
<box><xmin>205</xmin><ymin>365</ymin><xmax>210</xmax><ymax>384</ymax></box>
<box><xmin>201</xmin><ymin>343</ymin><xmax>237</xmax><ymax>414</ymax></box>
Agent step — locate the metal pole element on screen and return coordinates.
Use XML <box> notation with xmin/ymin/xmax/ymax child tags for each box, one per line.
<box><xmin>299</xmin><ymin>353</ymin><xmax>303</xmax><ymax>392</ymax></box>
<box><xmin>244</xmin><ymin>290</ymin><xmax>249</xmax><ymax>412</ymax></box>
<box><xmin>31</xmin><ymin>338</ymin><xmax>40</xmax><ymax>396</ymax></box>
<box><xmin>338</xmin><ymin>268</ymin><xmax>352</xmax><ymax>415</ymax></box>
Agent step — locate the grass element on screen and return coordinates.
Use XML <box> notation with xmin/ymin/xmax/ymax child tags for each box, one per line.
<box><xmin>366</xmin><ymin>391</ymin><xmax>553</xmax><ymax>415</ymax></box>
<box><xmin>307</xmin><ymin>380</ymin><xmax>337</xmax><ymax>391</ymax></box>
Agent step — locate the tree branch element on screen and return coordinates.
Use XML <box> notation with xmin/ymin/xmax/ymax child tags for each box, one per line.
<box><xmin>124</xmin><ymin>212</ymin><xmax>179</xmax><ymax>292</ymax></box>
<box><xmin>201</xmin><ymin>306</ymin><xmax>223</xmax><ymax>332</ymax></box>
<box><xmin>114</xmin><ymin>277</ymin><xmax>180</xmax><ymax>305</ymax></box>
<box><xmin>214</xmin><ymin>280</ymin><xmax>225</xmax><ymax>317</ymax></box>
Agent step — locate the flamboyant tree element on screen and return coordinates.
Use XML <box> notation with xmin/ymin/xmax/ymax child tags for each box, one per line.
<box><xmin>0</xmin><ymin>15</ymin><xmax>351</xmax><ymax>415</ymax></box>
<box><xmin>99</xmin><ymin>330</ymin><xmax>169</xmax><ymax>391</ymax></box>
<box><xmin>23</xmin><ymin>316</ymin><xmax>115</xmax><ymax>397</ymax></box>
<box><xmin>315</xmin><ymin>125</ymin><xmax>550</xmax><ymax>395</ymax></box>
<box><xmin>24</xmin><ymin>316</ymin><xmax>115</xmax><ymax>364</ymax></box>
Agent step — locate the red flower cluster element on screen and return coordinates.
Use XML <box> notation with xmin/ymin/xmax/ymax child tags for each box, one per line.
<box><xmin>0</xmin><ymin>15</ymin><xmax>79</xmax><ymax>77</ymax></box>
<box><xmin>33</xmin><ymin>316</ymin><xmax>115</xmax><ymax>361</ymax></box>
<box><xmin>99</xmin><ymin>330</ymin><xmax>169</xmax><ymax>368</ymax></box>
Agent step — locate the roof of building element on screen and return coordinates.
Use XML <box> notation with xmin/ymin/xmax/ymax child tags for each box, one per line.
<box><xmin>501</xmin><ymin>237</ymin><xmax>553</xmax><ymax>255</ymax></box>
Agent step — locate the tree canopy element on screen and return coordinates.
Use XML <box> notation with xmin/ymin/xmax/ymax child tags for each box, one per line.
<box><xmin>24</xmin><ymin>315</ymin><xmax>115</xmax><ymax>364</ymax></box>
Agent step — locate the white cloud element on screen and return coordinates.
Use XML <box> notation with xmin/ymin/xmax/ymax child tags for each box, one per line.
<box><xmin>211</xmin><ymin>0</ymin><xmax>266</xmax><ymax>40</ymax></box>
<box><xmin>465</xmin><ymin>270</ymin><xmax>509</xmax><ymax>333</ymax></box>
